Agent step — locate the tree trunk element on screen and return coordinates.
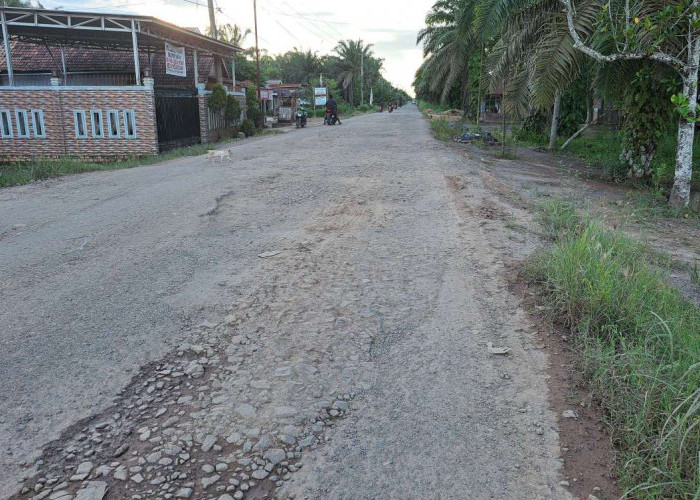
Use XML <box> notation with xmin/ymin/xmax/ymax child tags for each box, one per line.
<box><xmin>475</xmin><ymin>44</ymin><xmax>485</xmax><ymax>124</ymax></box>
<box><xmin>561</xmin><ymin>113</ymin><xmax>605</xmax><ymax>150</ymax></box>
<box><xmin>585</xmin><ymin>94</ymin><xmax>592</xmax><ymax>125</ymax></box>
<box><xmin>670</xmin><ymin>72</ymin><xmax>699</xmax><ymax>207</ymax></box>
<box><xmin>670</xmin><ymin>118</ymin><xmax>695</xmax><ymax>207</ymax></box>
<box><xmin>592</xmin><ymin>97</ymin><xmax>601</xmax><ymax>123</ymax></box>
<box><xmin>548</xmin><ymin>90</ymin><xmax>561</xmax><ymax>150</ymax></box>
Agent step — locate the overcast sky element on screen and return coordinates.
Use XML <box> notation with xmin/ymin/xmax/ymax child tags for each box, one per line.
<box><xmin>41</xmin><ymin>0</ymin><xmax>434</xmax><ymax>95</ymax></box>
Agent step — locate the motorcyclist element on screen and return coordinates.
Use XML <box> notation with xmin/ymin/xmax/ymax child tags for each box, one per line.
<box><xmin>379</xmin><ymin>99</ymin><xmax>385</xmax><ymax>112</ymax></box>
<box><xmin>326</xmin><ymin>94</ymin><xmax>342</xmax><ymax>125</ymax></box>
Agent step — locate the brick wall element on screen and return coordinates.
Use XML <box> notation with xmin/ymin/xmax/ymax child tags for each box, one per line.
<box><xmin>0</xmin><ymin>87</ymin><xmax>158</xmax><ymax>161</ymax></box>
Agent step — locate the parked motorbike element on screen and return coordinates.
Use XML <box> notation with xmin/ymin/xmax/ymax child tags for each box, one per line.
<box><xmin>295</xmin><ymin>108</ymin><xmax>307</xmax><ymax>128</ymax></box>
<box><xmin>325</xmin><ymin>109</ymin><xmax>339</xmax><ymax>125</ymax></box>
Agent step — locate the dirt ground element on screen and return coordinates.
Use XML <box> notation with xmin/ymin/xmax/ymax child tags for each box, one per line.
<box><xmin>459</xmin><ymin>141</ymin><xmax>700</xmax><ymax>303</ymax></box>
<box><xmin>6</xmin><ymin>106</ymin><xmax>694</xmax><ymax>500</ymax></box>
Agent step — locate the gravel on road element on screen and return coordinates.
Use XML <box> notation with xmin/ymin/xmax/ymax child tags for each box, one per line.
<box><xmin>1</xmin><ymin>107</ymin><xmax>568</xmax><ymax>499</ymax></box>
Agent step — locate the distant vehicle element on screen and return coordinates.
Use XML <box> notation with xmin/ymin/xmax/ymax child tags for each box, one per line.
<box><xmin>412</xmin><ymin>99</ymin><xmax>416</xmax><ymax>105</ymax></box>
<box><xmin>295</xmin><ymin>108</ymin><xmax>307</xmax><ymax>128</ymax></box>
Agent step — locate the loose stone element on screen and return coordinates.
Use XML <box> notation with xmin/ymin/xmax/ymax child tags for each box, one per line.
<box><xmin>201</xmin><ymin>475</ymin><xmax>220</xmax><ymax>488</ymax></box>
<box><xmin>175</xmin><ymin>488</ymin><xmax>193</xmax><ymax>498</ymax></box>
<box><xmin>201</xmin><ymin>435</ymin><xmax>216</xmax><ymax>452</ymax></box>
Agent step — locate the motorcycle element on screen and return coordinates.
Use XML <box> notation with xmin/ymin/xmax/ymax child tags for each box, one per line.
<box><xmin>295</xmin><ymin>108</ymin><xmax>307</xmax><ymax>128</ymax></box>
<box><xmin>388</xmin><ymin>103</ymin><xmax>394</xmax><ymax>113</ymax></box>
<box><xmin>325</xmin><ymin>109</ymin><xmax>339</xmax><ymax>125</ymax></box>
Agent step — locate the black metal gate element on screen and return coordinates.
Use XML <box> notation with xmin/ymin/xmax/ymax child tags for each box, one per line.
<box><xmin>154</xmin><ymin>88</ymin><xmax>201</xmax><ymax>151</ymax></box>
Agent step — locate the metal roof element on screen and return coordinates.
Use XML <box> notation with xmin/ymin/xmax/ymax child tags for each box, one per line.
<box><xmin>0</xmin><ymin>7</ymin><xmax>242</xmax><ymax>57</ymax></box>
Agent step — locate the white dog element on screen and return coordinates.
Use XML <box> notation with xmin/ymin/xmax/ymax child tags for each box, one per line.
<box><xmin>207</xmin><ymin>149</ymin><xmax>233</xmax><ymax>163</ymax></box>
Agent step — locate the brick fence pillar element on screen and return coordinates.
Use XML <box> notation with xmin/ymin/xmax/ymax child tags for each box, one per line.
<box><xmin>197</xmin><ymin>83</ymin><xmax>210</xmax><ymax>145</ymax></box>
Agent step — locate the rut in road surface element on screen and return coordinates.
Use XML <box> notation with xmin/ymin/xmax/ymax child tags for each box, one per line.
<box><xmin>5</xmin><ymin>107</ymin><xmax>567</xmax><ymax>499</ymax></box>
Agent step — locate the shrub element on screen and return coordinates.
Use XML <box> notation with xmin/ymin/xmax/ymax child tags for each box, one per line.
<box><xmin>619</xmin><ymin>68</ymin><xmax>673</xmax><ymax>179</ymax></box>
<box><xmin>245</xmin><ymin>87</ymin><xmax>262</xmax><ymax>128</ymax></box>
<box><xmin>515</xmin><ymin>112</ymin><xmax>548</xmax><ymax>145</ymax></box>
<box><xmin>429</xmin><ymin>119</ymin><xmax>459</xmax><ymax>142</ymax></box>
<box><xmin>358</xmin><ymin>104</ymin><xmax>371</xmax><ymax>112</ymax></box>
<box><xmin>241</xmin><ymin>119</ymin><xmax>255</xmax><ymax>137</ymax></box>
<box><xmin>208</xmin><ymin>84</ymin><xmax>227</xmax><ymax>113</ymax></box>
<box><xmin>224</xmin><ymin>95</ymin><xmax>241</xmax><ymax>124</ymax></box>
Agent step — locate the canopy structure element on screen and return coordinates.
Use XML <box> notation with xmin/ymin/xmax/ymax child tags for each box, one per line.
<box><xmin>0</xmin><ymin>7</ymin><xmax>242</xmax><ymax>86</ymax></box>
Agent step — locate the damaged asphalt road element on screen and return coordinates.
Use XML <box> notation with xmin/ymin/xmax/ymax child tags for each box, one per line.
<box><xmin>0</xmin><ymin>107</ymin><xmax>568</xmax><ymax>499</ymax></box>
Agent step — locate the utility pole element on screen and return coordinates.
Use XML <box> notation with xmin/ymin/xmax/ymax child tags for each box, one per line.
<box><xmin>207</xmin><ymin>0</ymin><xmax>217</xmax><ymax>39</ymax></box>
<box><xmin>207</xmin><ymin>0</ymin><xmax>222</xmax><ymax>83</ymax></box>
<box><xmin>253</xmin><ymin>0</ymin><xmax>263</xmax><ymax>127</ymax></box>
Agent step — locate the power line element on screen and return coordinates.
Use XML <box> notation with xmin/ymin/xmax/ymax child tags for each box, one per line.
<box><xmin>259</xmin><ymin>4</ymin><xmax>327</xmax><ymax>43</ymax></box>
<box><xmin>286</xmin><ymin>0</ymin><xmax>347</xmax><ymax>39</ymax></box>
<box><xmin>255</xmin><ymin>6</ymin><xmax>350</xmax><ymax>26</ymax></box>
<box><xmin>274</xmin><ymin>19</ymin><xmax>301</xmax><ymax>43</ymax></box>
<box><xmin>44</xmin><ymin>0</ymin><xmax>169</xmax><ymax>10</ymax></box>
<box><xmin>276</xmin><ymin>0</ymin><xmax>342</xmax><ymax>41</ymax></box>
<box><xmin>216</xmin><ymin>5</ymin><xmax>271</xmax><ymax>46</ymax></box>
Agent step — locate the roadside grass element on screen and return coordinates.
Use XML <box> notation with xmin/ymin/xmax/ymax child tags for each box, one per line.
<box><xmin>691</xmin><ymin>262</ymin><xmax>700</xmax><ymax>287</ymax></box>
<box><xmin>430</xmin><ymin>119</ymin><xmax>460</xmax><ymax>142</ymax></box>
<box><xmin>0</xmin><ymin>144</ymin><xmax>215</xmax><ymax>188</ymax></box>
<box><xmin>624</xmin><ymin>191</ymin><xmax>700</xmax><ymax>222</ymax></box>
<box><xmin>418</xmin><ymin>100</ymin><xmax>453</xmax><ymax>115</ymax></box>
<box><xmin>518</xmin><ymin>128</ymin><xmax>700</xmax><ymax>193</ymax></box>
<box><xmin>526</xmin><ymin>199</ymin><xmax>700</xmax><ymax>499</ymax></box>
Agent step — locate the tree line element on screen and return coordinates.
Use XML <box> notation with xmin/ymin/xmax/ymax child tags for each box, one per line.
<box><xmin>211</xmin><ymin>24</ymin><xmax>410</xmax><ymax>109</ymax></box>
<box><xmin>414</xmin><ymin>0</ymin><xmax>700</xmax><ymax>207</ymax></box>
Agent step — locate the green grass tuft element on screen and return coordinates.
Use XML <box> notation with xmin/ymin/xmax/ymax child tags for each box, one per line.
<box><xmin>429</xmin><ymin>119</ymin><xmax>459</xmax><ymax>142</ymax></box>
<box><xmin>536</xmin><ymin>198</ymin><xmax>581</xmax><ymax>240</ymax></box>
<box><xmin>527</xmin><ymin>200</ymin><xmax>700</xmax><ymax>499</ymax></box>
<box><xmin>0</xmin><ymin>144</ymin><xmax>216</xmax><ymax>188</ymax></box>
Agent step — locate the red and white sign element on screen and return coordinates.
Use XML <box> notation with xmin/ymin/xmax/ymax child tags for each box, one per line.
<box><xmin>259</xmin><ymin>89</ymin><xmax>272</xmax><ymax>101</ymax></box>
<box><xmin>165</xmin><ymin>43</ymin><xmax>187</xmax><ymax>77</ymax></box>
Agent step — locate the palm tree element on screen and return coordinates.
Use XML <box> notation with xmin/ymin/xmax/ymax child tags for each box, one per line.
<box><xmin>207</xmin><ymin>23</ymin><xmax>251</xmax><ymax>50</ymax></box>
<box><xmin>332</xmin><ymin>39</ymin><xmax>374</xmax><ymax>106</ymax></box>
<box><xmin>415</xmin><ymin>0</ymin><xmax>479</xmax><ymax>107</ymax></box>
<box><xmin>277</xmin><ymin>49</ymin><xmax>322</xmax><ymax>85</ymax></box>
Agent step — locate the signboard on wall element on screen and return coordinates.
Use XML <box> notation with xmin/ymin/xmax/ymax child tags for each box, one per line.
<box><xmin>165</xmin><ymin>43</ymin><xmax>187</xmax><ymax>77</ymax></box>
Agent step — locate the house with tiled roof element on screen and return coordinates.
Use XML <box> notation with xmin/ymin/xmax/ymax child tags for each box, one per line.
<box><xmin>0</xmin><ymin>7</ymin><xmax>244</xmax><ymax>159</ymax></box>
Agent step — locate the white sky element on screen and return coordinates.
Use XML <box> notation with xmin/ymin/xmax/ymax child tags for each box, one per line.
<box><xmin>42</xmin><ymin>0</ymin><xmax>434</xmax><ymax>95</ymax></box>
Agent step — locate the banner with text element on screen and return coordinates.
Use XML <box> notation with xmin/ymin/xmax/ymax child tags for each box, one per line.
<box><xmin>165</xmin><ymin>43</ymin><xmax>187</xmax><ymax>77</ymax></box>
